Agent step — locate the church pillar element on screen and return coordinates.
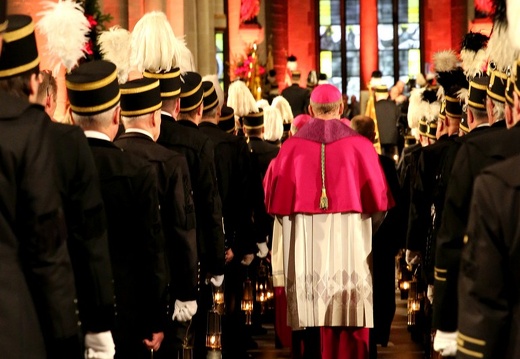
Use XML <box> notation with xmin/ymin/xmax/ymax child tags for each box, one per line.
<box><xmin>269</xmin><ymin>0</ymin><xmax>289</xmax><ymax>88</ymax></box>
<box><xmin>359</xmin><ymin>0</ymin><xmax>378</xmax><ymax>90</ymax></box>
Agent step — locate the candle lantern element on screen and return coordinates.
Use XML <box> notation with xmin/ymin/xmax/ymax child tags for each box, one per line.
<box><xmin>180</xmin><ymin>320</ymin><xmax>193</xmax><ymax>359</ymax></box>
<box><xmin>407</xmin><ymin>279</ymin><xmax>420</xmax><ymax>326</ymax></box>
<box><xmin>241</xmin><ymin>277</ymin><xmax>254</xmax><ymax>325</ymax></box>
<box><xmin>398</xmin><ymin>259</ymin><xmax>412</xmax><ymax>299</ymax></box>
<box><xmin>205</xmin><ymin>309</ymin><xmax>222</xmax><ymax>350</ymax></box>
<box><xmin>256</xmin><ymin>261</ymin><xmax>268</xmax><ymax>313</ymax></box>
<box><xmin>212</xmin><ymin>283</ymin><xmax>225</xmax><ymax>315</ymax></box>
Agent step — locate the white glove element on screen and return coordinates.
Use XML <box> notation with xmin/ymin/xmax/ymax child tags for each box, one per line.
<box><xmin>210</xmin><ymin>274</ymin><xmax>224</xmax><ymax>287</ymax></box>
<box><xmin>427</xmin><ymin>285</ymin><xmax>434</xmax><ymax>304</ymax></box>
<box><xmin>433</xmin><ymin>330</ymin><xmax>458</xmax><ymax>357</ymax></box>
<box><xmin>405</xmin><ymin>249</ymin><xmax>421</xmax><ymax>265</ymax></box>
<box><xmin>172</xmin><ymin>300</ymin><xmax>198</xmax><ymax>322</ymax></box>
<box><xmin>241</xmin><ymin>254</ymin><xmax>255</xmax><ymax>266</ymax></box>
<box><xmin>84</xmin><ymin>331</ymin><xmax>115</xmax><ymax>359</ymax></box>
<box><xmin>257</xmin><ymin>242</ymin><xmax>269</xmax><ymax>258</ymax></box>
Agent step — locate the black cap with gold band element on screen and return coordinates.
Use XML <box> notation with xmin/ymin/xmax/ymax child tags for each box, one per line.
<box><xmin>0</xmin><ymin>0</ymin><xmax>7</xmax><ymax>33</ymax></box>
<box><xmin>445</xmin><ymin>85</ymin><xmax>463</xmax><ymax>118</ymax></box>
<box><xmin>202</xmin><ymin>81</ymin><xmax>219</xmax><ymax>113</ymax></box>
<box><xmin>487</xmin><ymin>69</ymin><xmax>507</xmax><ymax>103</ymax></box>
<box><xmin>143</xmin><ymin>67</ymin><xmax>181</xmax><ymax>100</ymax></box>
<box><xmin>418</xmin><ymin>118</ymin><xmax>437</xmax><ymax>139</ymax></box>
<box><xmin>243</xmin><ymin>109</ymin><xmax>264</xmax><ymax>129</ymax></box>
<box><xmin>506</xmin><ymin>76</ymin><xmax>514</xmax><ymax>107</ymax></box>
<box><xmin>66</xmin><ymin>60</ymin><xmax>120</xmax><ymax>116</ymax></box>
<box><xmin>438</xmin><ymin>100</ymin><xmax>446</xmax><ymax>121</ymax></box>
<box><xmin>514</xmin><ymin>60</ymin><xmax>520</xmax><ymax>98</ymax></box>
<box><xmin>459</xmin><ymin>112</ymin><xmax>469</xmax><ymax>134</ymax></box>
<box><xmin>468</xmin><ymin>75</ymin><xmax>489</xmax><ymax>110</ymax></box>
<box><xmin>120</xmin><ymin>78</ymin><xmax>162</xmax><ymax>117</ymax></box>
<box><xmin>180</xmin><ymin>72</ymin><xmax>203</xmax><ymax>113</ymax></box>
<box><xmin>218</xmin><ymin>106</ymin><xmax>235</xmax><ymax>133</ymax></box>
<box><xmin>0</xmin><ymin>15</ymin><xmax>39</xmax><ymax>79</ymax></box>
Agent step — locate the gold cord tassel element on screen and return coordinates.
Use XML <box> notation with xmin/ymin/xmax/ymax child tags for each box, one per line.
<box><xmin>319</xmin><ymin>143</ymin><xmax>328</xmax><ymax>210</ymax></box>
<box><xmin>319</xmin><ymin>188</ymin><xmax>328</xmax><ymax>210</ymax></box>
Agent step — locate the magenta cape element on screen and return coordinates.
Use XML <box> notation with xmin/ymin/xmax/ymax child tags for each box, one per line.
<box><xmin>264</xmin><ymin>118</ymin><xmax>393</xmax><ymax>215</ymax></box>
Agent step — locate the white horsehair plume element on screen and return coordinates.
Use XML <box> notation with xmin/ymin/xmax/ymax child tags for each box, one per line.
<box><xmin>433</xmin><ymin>50</ymin><xmax>459</xmax><ymax>73</ymax></box>
<box><xmin>202</xmin><ymin>74</ymin><xmax>223</xmax><ymax>109</ymax></box>
<box><xmin>263</xmin><ymin>106</ymin><xmax>284</xmax><ymax>142</ymax></box>
<box><xmin>271</xmin><ymin>96</ymin><xmax>294</xmax><ymax>123</ymax></box>
<box><xmin>507</xmin><ymin>0</ymin><xmax>520</xmax><ymax>50</ymax></box>
<box><xmin>487</xmin><ymin>22</ymin><xmax>518</xmax><ymax>72</ymax></box>
<box><xmin>227</xmin><ymin>80</ymin><xmax>258</xmax><ymax>117</ymax></box>
<box><xmin>131</xmin><ymin>11</ymin><xmax>181</xmax><ymax>73</ymax></box>
<box><xmin>457</xmin><ymin>87</ymin><xmax>469</xmax><ymax>108</ymax></box>
<box><xmin>98</xmin><ymin>26</ymin><xmax>132</xmax><ymax>84</ymax></box>
<box><xmin>407</xmin><ymin>87</ymin><xmax>425</xmax><ymax>130</ymax></box>
<box><xmin>177</xmin><ymin>36</ymin><xmax>196</xmax><ymax>73</ymax></box>
<box><xmin>256</xmin><ymin>99</ymin><xmax>270</xmax><ymax>109</ymax></box>
<box><xmin>37</xmin><ymin>0</ymin><xmax>90</xmax><ymax>72</ymax></box>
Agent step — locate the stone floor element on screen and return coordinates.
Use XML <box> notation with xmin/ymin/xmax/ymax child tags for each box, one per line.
<box><xmin>247</xmin><ymin>293</ymin><xmax>424</xmax><ymax>359</ymax></box>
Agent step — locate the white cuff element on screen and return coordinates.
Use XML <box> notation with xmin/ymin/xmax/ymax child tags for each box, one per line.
<box><xmin>257</xmin><ymin>242</ymin><xmax>269</xmax><ymax>258</ymax></box>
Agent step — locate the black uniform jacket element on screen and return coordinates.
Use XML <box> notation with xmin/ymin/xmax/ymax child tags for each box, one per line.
<box><xmin>248</xmin><ymin>137</ymin><xmax>280</xmax><ymax>244</ymax></box>
<box><xmin>407</xmin><ymin>134</ymin><xmax>456</xmax><ymax>282</ymax></box>
<box><xmin>458</xmin><ymin>155</ymin><xmax>520</xmax><ymax>359</ymax></box>
<box><xmin>281</xmin><ymin>84</ymin><xmax>310</xmax><ymax>117</ymax></box>
<box><xmin>0</xmin><ymin>92</ymin><xmax>79</xmax><ymax>358</ymax></box>
<box><xmin>434</xmin><ymin>124</ymin><xmax>520</xmax><ymax>331</ymax></box>
<box><xmin>87</xmin><ymin>138</ymin><xmax>167</xmax><ymax>343</ymax></box>
<box><xmin>115</xmin><ymin>132</ymin><xmax>198</xmax><ymax>301</ymax></box>
<box><xmin>157</xmin><ymin>115</ymin><xmax>225</xmax><ymax>275</ymax></box>
<box><xmin>374</xmin><ymin>99</ymin><xmax>400</xmax><ymax>146</ymax></box>
<box><xmin>47</xmin><ymin>118</ymin><xmax>114</xmax><ymax>333</ymax></box>
<box><xmin>199</xmin><ymin>122</ymin><xmax>257</xmax><ymax>256</ymax></box>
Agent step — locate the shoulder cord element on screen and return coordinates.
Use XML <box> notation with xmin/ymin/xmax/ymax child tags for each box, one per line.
<box><xmin>319</xmin><ymin>142</ymin><xmax>328</xmax><ymax>210</ymax></box>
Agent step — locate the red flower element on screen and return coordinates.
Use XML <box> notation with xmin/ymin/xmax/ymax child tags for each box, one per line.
<box><xmin>83</xmin><ymin>40</ymin><xmax>94</xmax><ymax>55</ymax></box>
<box><xmin>86</xmin><ymin>14</ymin><xmax>98</xmax><ymax>28</ymax></box>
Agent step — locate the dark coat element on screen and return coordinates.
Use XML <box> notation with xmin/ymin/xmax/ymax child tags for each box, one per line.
<box><xmin>374</xmin><ymin>99</ymin><xmax>400</xmax><ymax>145</ymax></box>
<box><xmin>248</xmin><ymin>137</ymin><xmax>280</xmax><ymax>244</ymax></box>
<box><xmin>48</xmin><ymin>119</ymin><xmax>114</xmax><ymax>333</ymax></box>
<box><xmin>115</xmin><ymin>132</ymin><xmax>198</xmax><ymax>301</ymax></box>
<box><xmin>87</xmin><ymin>137</ymin><xmax>167</xmax><ymax>357</ymax></box>
<box><xmin>0</xmin><ymin>92</ymin><xmax>79</xmax><ymax>358</ymax></box>
<box><xmin>458</xmin><ymin>155</ymin><xmax>520</xmax><ymax>359</ymax></box>
<box><xmin>434</xmin><ymin>124</ymin><xmax>520</xmax><ymax>331</ymax></box>
<box><xmin>157</xmin><ymin>115</ymin><xmax>225</xmax><ymax>276</ymax></box>
<box><xmin>199</xmin><ymin>122</ymin><xmax>257</xmax><ymax>256</ymax></box>
<box><xmin>281</xmin><ymin>84</ymin><xmax>310</xmax><ymax>117</ymax></box>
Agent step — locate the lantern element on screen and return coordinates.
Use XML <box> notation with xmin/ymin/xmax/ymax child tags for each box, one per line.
<box><xmin>241</xmin><ymin>277</ymin><xmax>254</xmax><ymax>325</ymax></box>
<box><xmin>256</xmin><ymin>261</ymin><xmax>268</xmax><ymax>313</ymax></box>
<box><xmin>266</xmin><ymin>267</ymin><xmax>274</xmax><ymax>311</ymax></box>
<box><xmin>205</xmin><ymin>309</ymin><xmax>222</xmax><ymax>350</ymax></box>
<box><xmin>212</xmin><ymin>283</ymin><xmax>225</xmax><ymax>315</ymax></box>
<box><xmin>181</xmin><ymin>321</ymin><xmax>193</xmax><ymax>359</ymax></box>
<box><xmin>407</xmin><ymin>279</ymin><xmax>421</xmax><ymax>326</ymax></box>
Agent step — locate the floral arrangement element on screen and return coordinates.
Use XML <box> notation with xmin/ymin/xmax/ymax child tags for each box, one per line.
<box><xmin>234</xmin><ymin>52</ymin><xmax>265</xmax><ymax>80</ymax></box>
<box><xmin>80</xmin><ymin>0</ymin><xmax>113</xmax><ymax>60</ymax></box>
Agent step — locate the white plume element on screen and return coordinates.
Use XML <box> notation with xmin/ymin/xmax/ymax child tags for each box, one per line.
<box><xmin>460</xmin><ymin>48</ymin><xmax>487</xmax><ymax>79</ymax></box>
<box><xmin>263</xmin><ymin>106</ymin><xmax>284</xmax><ymax>142</ymax></box>
<box><xmin>227</xmin><ymin>80</ymin><xmax>258</xmax><ymax>117</ymax></box>
<box><xmin>176</xmin><ymin>36</ymin><xmax>196</xmax><ymax>73</ymax></box>
<box><xmin>507</xmin><ymin>0</ymin><xmax>520</xmax><ymax>50</ymax></box>
<box><xmin>131</xmin><ymin>11</ymin><xmax>181</xmax><ymax>73</ymax></box>
<box><xmin>256</xmin><ymin>99</ymin><xmax>270</xmax><ymax>109</ymax></box>
<box><xmin>433</xmin><ymin>50</ymin><xmax>458</xmax><ymax>72</ymax></box>
<box><xmin>408</xmin><ymin>87</ymin><xmax>424</xmax><ymax>129</ymax></box>
<box><xmin>98</xmin><ymin>26</ymin><xmax>132</xmax><ymax>84</ymax></box>
<box><xmin>271</xmin><ymin>95</ymin><xmax>294</xmax><ymax>123</ymax></box>
<box><xmin>487</xmin><ymin>23</ymin><xmax>518</xmax><ymax>72</ymax></box>
<box><xmin>457</xmin><ymin>87</ymin><xmax>469</xmax><ymax>108</ymax></box>
<box><xmin>37</xmin><ymin>0</ymin><xmax>90</xmax><ymax>72</ymax></box>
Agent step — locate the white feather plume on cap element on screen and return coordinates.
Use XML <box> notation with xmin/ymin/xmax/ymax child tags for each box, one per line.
<box><xmin>98</xmin><ymin>26</ymin><xmax>132</xmax><ymax>84</ymax></box>
<box><xmin>37</xmin><ymin>0</ymin><xmax>90</xmax><ymax>72</ymax></box>
<box><xmin>486</xmin><ymin>23</ymin><xmax>517</xmax><ymax>72</ymax></box>
<box><xmin>131</xmin><ymin>11</ymin><xmax>182</xmax><ymax>73</ymax></box>
<box><xmin>507</xmin><ymin>0</ymin><xmax>520</xmax><ymax>50</ymax></box>
<box><xmin>433</xmin><ymin>50</ymin><xmax>459</xmax><ymax>73</ymax></box>
<box><xmin>271</xmin><ymin>96</ymin><xmax>294</xmax><ymax>123</ymax></box>
<box><xmin>227</xmin><ymin>80</ymin><xmax>258</xmax><ymax>118</ymax></box>
<box><xmin>176</xmin><ymin>36</ymin><xmax>196</xmax><ymax>73</ymax></box>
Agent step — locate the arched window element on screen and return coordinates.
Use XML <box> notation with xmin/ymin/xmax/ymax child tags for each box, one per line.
<box><xmin>318</xmin><ymin>0</ymin><xmax>421</xmax><ymax>98</ymax></box>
